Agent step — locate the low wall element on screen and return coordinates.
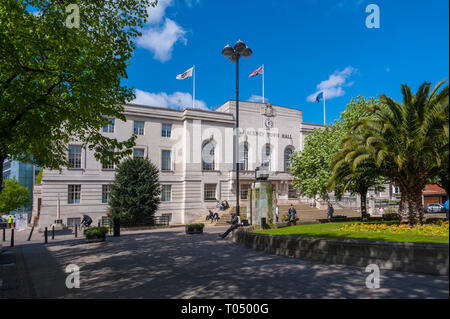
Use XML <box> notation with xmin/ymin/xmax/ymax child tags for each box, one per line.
<box><xmin>232</xmin><ymin>228</ymin><xmax>449</xmax><ymax>276</ymax></box>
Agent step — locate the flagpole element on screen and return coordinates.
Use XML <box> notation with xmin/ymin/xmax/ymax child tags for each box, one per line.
<box><xmin>193</xmin><ymin>65</ymin><xmax>195</xmax><ymax>108</ymax></box>
<box><xmin>323</xmin><ymin>91</ymin><xmax>326</xmax><ymax>126</ymax></box>
<box><xmin>262</xmin><ymin>64</ymin><xmax>265</xmax><ymax>103</ymax></box>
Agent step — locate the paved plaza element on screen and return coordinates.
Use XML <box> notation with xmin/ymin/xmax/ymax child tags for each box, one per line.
<box><xmin>1</xmin><ymin>226</ymin><xmax>448</xmax><ymax>299</ymax></box>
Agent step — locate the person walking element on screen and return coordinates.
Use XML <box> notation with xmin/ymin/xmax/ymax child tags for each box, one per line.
<box><xmin>7</xmin><ymin>215</ymin><xmax>13</xmax><ymax>228</ymax></box>
<box><xmin>328</xmin><ymin>204</ymin><xmax>334</xmax><ymax>220</ymax></box>
<box><xmin>219</xmin><ymin>213</ymin><xmax>239</xmax><ymax>239</ymax></box>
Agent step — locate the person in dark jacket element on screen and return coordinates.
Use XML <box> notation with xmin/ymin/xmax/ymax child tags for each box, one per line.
<box><xmin>81</xmin><ymin>214</ymin><xmax>93</xmax><ymax>228</ymax></box>
<box><xmin>327</xmin><ymin>204</ymin><xmax>334</xmax><ymax>219</ymax></box>
<box><xmin>206</xmin><ymin>210</ymin><xmax>214</xmax><ymax>222</ymax></box>
<box><xmin>219</xmin><ymin>213</ymin><xmax>239</xmax><ymax>239</ymax></box>
<box><xmin>285</xmin><ymin>204</ymin><xmax>297</xmax><ymax>225</ymax></box>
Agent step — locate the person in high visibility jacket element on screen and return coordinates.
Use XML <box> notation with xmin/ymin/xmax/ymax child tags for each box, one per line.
<box><xmin>7</xmin><ymin>216</ymin><xmax>13</xmax><ymax>228</ymax></box>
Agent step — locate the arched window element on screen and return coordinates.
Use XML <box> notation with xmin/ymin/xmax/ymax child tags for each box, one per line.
<box><xmin>262</xmin><ymin>143</ymin><xmax>271</xmax><ymax>169</ymax></box>
<box><xmin>284</xmin><ymin>146</ymin><xmax>294</xmax><ymax>172</ymax></box>
<box><xmin>202</xmin><ymin>141</ymin><xmax>215</xmax><ymax>171</ymax></box>
<box><xmin>239</xmin><ymin>143</ymin><xmax>248</xmax><ymax>171</ymax></box>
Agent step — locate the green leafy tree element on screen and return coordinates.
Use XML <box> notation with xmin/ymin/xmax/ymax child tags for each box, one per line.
<box><xmin>109</xmin><ymin>157</ymin><xmax>161</xmax><ymax>224</ymax></box>
<box><xmin>329</xmin><ymin>97</ymin><xmax>386</xmax><ymax>218</ymax></box>
<box><xmin>342</xmin><ymin>81</ymin><xmax>449</xmax><ymax>224</ymax></box>
<box><xmin>290</xmin><ymin>125</ymin><xmax>343</xmax><ymax>200</ymax></box>
<box><xmin>290</xmin><ymin>96</ymin><xmax>383</xmax><ymax>212</ymax></box>
<box><xmin>0</xmin><ymin>0</ymin><xmax>157</xmax><ymax>192</ymax></box>
<box><xmin>0</xmin><ymin>178</ymin><xmax>30</xmax><ymax>213</ymax></box>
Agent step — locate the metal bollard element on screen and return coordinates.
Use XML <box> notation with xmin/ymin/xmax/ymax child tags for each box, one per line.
<box><xmin>52</xmin><ymin>225</ymin><xmax>55</xmax><ymax>240</ymax></box>
<box><xmin>75</xmin><ymin>225</ymin><xmax>78</xmax><ymax>238</ymax></box>
<box><xmin>44</xmin><ymin>227</ymin><xmax>48</xmax><ymax>244</ymax></box>
<box><xmin>27</xmin><ymin>226</ymin><xmax>34</xmax><ymax>241</ymax></box>
<box><xmin>10</xmin><ymin>229</ymin><xmax>14</xmax><ymax>247</ymax></box>
<box><xmin>2</xmin><ymin>228</ymin><xmax>5</xmax><ymax>242</ymax></box>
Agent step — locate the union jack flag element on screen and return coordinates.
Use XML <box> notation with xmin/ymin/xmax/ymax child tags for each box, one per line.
<box><xmin>249</xmin><ymin>65</ymin><xmax>263</xmax><ymax>77</ymax></box>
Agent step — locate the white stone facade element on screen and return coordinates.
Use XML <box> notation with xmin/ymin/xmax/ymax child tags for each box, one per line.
<box><xmin>32</xmin><ymin>101</ymin><xmax>324</xmax><ymax>227</ymax></box>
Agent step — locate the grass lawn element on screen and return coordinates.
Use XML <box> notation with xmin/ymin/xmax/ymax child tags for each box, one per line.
<box><xmin>252</xmin><ymin>221</ymin><xmax>449</xmax><ymax>243</ymax></box>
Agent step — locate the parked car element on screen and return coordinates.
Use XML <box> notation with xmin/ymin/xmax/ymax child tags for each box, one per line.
<box><xmin>425</xmin><ymin>203</ymin><xmax>444</xmax><ymax>213</ymax></box>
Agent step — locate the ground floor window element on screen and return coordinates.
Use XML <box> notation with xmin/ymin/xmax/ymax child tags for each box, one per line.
<box><xmin>67</xmin><ymin>217</ymin><xmax>81</xmax><ymax>227</ymax></box>
<box><xmin>161</xmin><ymin>213</ymin><xmax>172</xmax><ymax>223</ymax></box>
<box><xmin>161</xmin><ymin>185</ymin><xmax>172</xmax><ymax>201</ymax></box>
<box><xmin>101</xmin><ymin>216</ymin><xmax>110</xmax><ymax>226</ymax></box>
<box><xmin>204</xmin><ymin>184</ymin><xmax>217</xmax><ymax>201</ymax></box>
<box><xmin>68</xmin><ymin>185</ymin><xmax>81</xmax><ymax>204</ymax></box>
<box><xmin>102</xmin><ymin>185</ymin><xmax>111</xmax><ymax>203</ymax></box>
<box><xmin>241</xmin><ymin>184</ymin><xmax>249</xmax><ymax>200</ymax></box>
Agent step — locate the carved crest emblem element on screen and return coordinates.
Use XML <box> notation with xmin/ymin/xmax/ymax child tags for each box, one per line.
<box><xmin>264</xmin><ymin>103</ymin><xmax>274</xmax><ymax>117</ymax></box>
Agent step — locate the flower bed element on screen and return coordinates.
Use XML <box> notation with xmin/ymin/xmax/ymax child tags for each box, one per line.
<box><xmin>339</xmin><ymin>220</ymin><xmax>448</xmax><ymax>237</ymax></box>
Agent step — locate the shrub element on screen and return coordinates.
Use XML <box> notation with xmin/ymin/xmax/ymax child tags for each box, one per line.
<box><xmin>109</xmin><ymin>157</ymin><xmax>161</xmax><ymax>224</ymax></box>
<box><xmin>84</xmin><ymin>226</ymin><xmax>109</xmax><ymax>238</ymax></box>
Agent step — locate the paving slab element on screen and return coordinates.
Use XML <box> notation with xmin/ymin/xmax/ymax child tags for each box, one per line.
<box><xmin>4</xmin><ymin>227</ymin><xmax>448</xmax><ymax>299</ymax></box>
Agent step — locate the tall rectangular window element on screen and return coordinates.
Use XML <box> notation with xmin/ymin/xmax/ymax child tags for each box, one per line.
<box><xmin>161</xmin><ymin>150</ymin><xmax>171</xmax><ymax>171</ymax></box>
<box><xmin>162</xmin><ymin>124</ymin><xmax>172</xmax><ymax>137</ymax></box>
<box><xmin>68</xmin><ymin>185</ymin><xmax>81</xmax><ymax>204</ymax></box>
<box><xmin>102</xmin><ymin>185</ymin><xmax>111</xmax><ymax>203</ymax></box>
<box><xmin>204</xmin><ymin>184</ymin><xmax>217</xmax><ymax>201</ymax></box>
<box><xmin>133</xmin><ymin>148</ymin><xmax>145</xmax><ymax>159</ymax></box>
<box><xmin>161</xmin><ymin>185</ymin><xmax>172</xmax><ymax>202</ymax></box>
<box><xmin>134</xmin><ymin>121</ymin><xmax>145</xmax><ymax>135</ymax></box>
<box><xmin>102</xmin><ymin>149</ymin><xmax>114</xmax><ymax>170</ymax></box>
<box><xmin>241</xmin><ymin>184</ymin><xmax>249</xmax><ymax>200</ymax></box>
<box><xmin>68</xmin><ymin>145</ymin><xmax>82</xmax><ymax>168</ymax></box>
<box><xmin>102</xmin><ymin>118</ymin><xmax>115</xmax><ymax>133</ymax></box>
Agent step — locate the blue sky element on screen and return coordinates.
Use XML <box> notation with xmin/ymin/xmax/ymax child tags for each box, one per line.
<box><xmin>126</xmin><ymin>0</ymin><xmax>449</xmax><ymax>125</ymax></box>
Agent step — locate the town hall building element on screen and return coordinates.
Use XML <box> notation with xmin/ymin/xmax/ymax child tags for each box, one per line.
<box><xmin>32</xmin><ymin>101</ymin><xmax>324</xmax><ymax>227</ymax></box>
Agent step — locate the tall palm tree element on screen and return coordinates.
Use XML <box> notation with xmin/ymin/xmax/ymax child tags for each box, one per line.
<box><xmin>341</xmin><ymin>81</ymin><xmax>449</xmax><ymax>224</ymax></box>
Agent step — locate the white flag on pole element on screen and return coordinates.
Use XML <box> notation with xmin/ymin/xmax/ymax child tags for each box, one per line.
<box><xmin>176</xmin><ymin>66</ymin><xmax>194</xmax><ymax>80</ymax></box>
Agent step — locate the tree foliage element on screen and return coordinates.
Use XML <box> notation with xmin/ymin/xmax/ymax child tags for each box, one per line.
<box><xmin>0</xmin><ymin>178</ymin><xmax>30</xmax><ymax>213</ymax></box>
<box><xmin>290</xmin><ymin>96</ymin><xmax>382</xmax><ymax>203</ymax></box>
<box><xmin>341</xmin><ymin>81</ymin><xmax>449</xmax><ymax>224</ymax></box>
<box><xmin>109</xmin><ymin>157</ymin><xmax>161</xmax><ymax>223</ymax></box>
<box><xmin>0</xmin><ymin>0</ymin><xmax>157</xmax><ymax>190</ymax></box>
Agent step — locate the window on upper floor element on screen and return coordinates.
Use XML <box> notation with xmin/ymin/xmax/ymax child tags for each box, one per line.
<box><xmin>134</xmin><ymin>121</ymin><xmax>145</xmax><ymax>135</ymax></box>
<box><xmin>161</xmin><ymin>185</ymin><xmax>172</xmax><ymax>202</ymax></box>
<box><xmin>68</xmin><ymin>145</ymin><xmax>82</xmax><ymax>168</ymax></box>
<box><xmin>162</xmin><ymin>124</ymin><xmax>172</xmax><ymax>137</ymax></box>
<box><xmin>202</xmin><ymin>141</ymin><xmax>215</xmax><ymax>171</ymax></box>
<box><xmin>161</xmin><ymin>150</ymin><xmax>172</xmax><ymax>171</ymax></box>
<box><xmin>102</xmin><ymin>118</ymin><xmax>115</xmax><ymax>133</ymax></box>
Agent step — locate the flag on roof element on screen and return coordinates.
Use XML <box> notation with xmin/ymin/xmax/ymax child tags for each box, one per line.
<box><xmin>249</xmin><ymin>65</ymin><xmax>264</xmax><ymax>77</ymax></box>
<box><xmin>316</xmin><ymin>91</ymin><xmax>324</xmax><ymax>103</ymax></box>
<box><xmin>176</xmin><ymin>66</ymin><xmax>194</xmax><ymax>80</ymax></box>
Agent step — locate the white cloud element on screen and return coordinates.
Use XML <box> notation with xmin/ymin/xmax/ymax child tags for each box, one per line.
<box><xmin>248</xmin><ymin>95</ymin><xmax>269</xmax><ymax>103</ymax></box>
<box><xmin>307</xmin><ymin>66</ymin><xmax>356</xmax><ymax>102</ymax></box>
<box><xmin>138</xmin><ymin>0</ymin><xmax>189</xmax><ymax>62</ymax></box>
<box><xmin>147</xmin><ymin>0</ymin><xmax>174</xmax><ymax>25</ymax></box>
<box><xmin>131</xmin><ymin>89</ymin><xmax>208</xmax><ymax>110</ymax></box>
<box><xmin>137</xmin><ymin>18</ymin><xmax>187</xmax><ymax>62</ymax></box>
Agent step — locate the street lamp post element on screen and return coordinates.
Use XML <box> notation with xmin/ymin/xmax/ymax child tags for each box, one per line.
<box><xmin>222</xmin><ymin>40</ymin><xmax>252</xmax><ymax>217</ymax></box>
